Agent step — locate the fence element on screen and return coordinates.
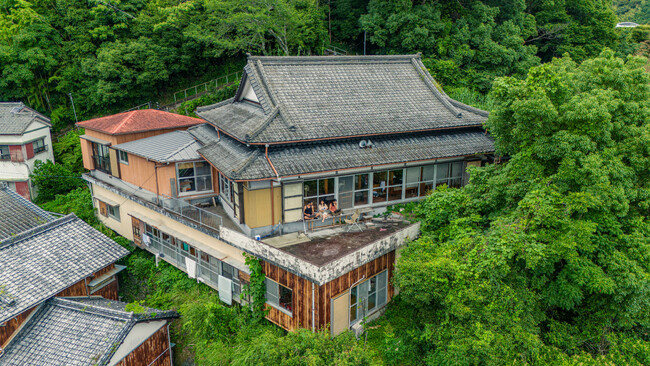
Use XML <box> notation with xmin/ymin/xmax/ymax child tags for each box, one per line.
<box><xmin>159</xmin><ymin>194</ymin><xmax>223</xmax><ymax>231</ymax></box>
<box><xmin>173</xmin><ymin>71</ymin><xmax>242</xmax><ymax>105</ymax></box>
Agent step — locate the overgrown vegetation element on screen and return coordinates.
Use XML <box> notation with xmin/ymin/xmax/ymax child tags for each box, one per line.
<box><xmin>377</xmin><ymin>50</ymin><xmax>650</xmax><ymax>364</ymax></box>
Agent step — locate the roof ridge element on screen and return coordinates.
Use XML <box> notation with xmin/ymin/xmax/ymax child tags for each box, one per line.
<box><xmin>231</xmin><ymin>150</ymin><xmax>263</xmax><ymax>178</ymax></box>
<box><xmin>245</xmin><ymin>106</ymin><xmax>280</xmax><ymax>141</ymax></box>
<box><xmin>248</xmin><ymin>54</ymin><xmax>422</xmax><ymax>62</ymax></box>
<box><xmin>164</xmin><ymin>133</ymin><xmax>198</xmax><ymax>160</ymax></box>
<box><xmin>446</xmin><ymin>98</ymin><xmax>490</xmax><ymax>118</ymax></box>
<box><xmin>51</xmin><ymin>297</ymin><xmax>134</xmax><ymax>321</ymax></box>
<box><xmin>0</xmin><ymin>214</ymin><xmax>76</xmax><ymax>248</ymax></box>
<box><xmin>113</xmin><ymin>111</ymin><xmax>137</xmax><ymax>134</ymax></box>
<box><xmin>246</xmin><ymin>62</ymin><xmax>273</xmax><ymax>114</ymax></box>
<box><xmin>411</xmin><ymin>57</ymin><xmax>462</xmax><ymax>118</ymax></box>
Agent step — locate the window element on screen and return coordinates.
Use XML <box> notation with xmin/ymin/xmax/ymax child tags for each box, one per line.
<box><xmin>303</xmin><ymin>178</ymin><xmax>335</xmax><ymax>208</ymax></box>
<box><xmin>177</xmin><ymin>161</ymin><xmax>212</xmax><ymax>194</ymax></box>
<box><xmin>222</xmin><ymin>262</ymin><xmax>241</xmax><ymax>297</ymax></box>
<box><xmin>283</xmin><ymin>182</ymin><xmax>303</xmax><ymax>223</ymax></box>
<box><xmin>91</xmin><ymin>142</ymin><xmax>111</xmax><ymax>173</ymax></box>
<box><xmin>118</xmin><ymin>150</ymin><xmax>129</xmax><ymax>164</ymax></box>
<box><xmin>0</xmin><ymin>145</ymin><xmax>9</xmax><ymax>160</ymax></box>
<box><xmin>436</xmin><ymin>161</ymin><xmax>464</xmax><ymax>188</ymax></box>
<box><xmin>106</xmin><ymin>204</ymin><xmax>120</xmax><ymax>221</ymax></box>
<box><xmin>220</xmin><ymin>174</ymin><xmax>234</xmax><ymax>205</ymax></box>
<box><xmin>338</xmin><ymin>174</ymin><xmax>369</xmax><ymax>209</ymax></box>
<box><xmin>265</xmin><ymin>278</ymin><xmax>293</xmax><ymax>315</ymax></box>
<box><xmin>32</xmin><ymin>139</ymin><xmax>46</xmax><ymax>154</ymax></box>
<box><xmin>372</xmin><ymin>169</ymin><xmax>403</xmax><ymax>203</ymax></box>
<box><xmin>350</xmin><ymin>271</ymin><xmax>388</xmax><ymax>325</ymax></box>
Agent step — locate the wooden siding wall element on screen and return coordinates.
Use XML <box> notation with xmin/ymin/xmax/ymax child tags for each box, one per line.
<box><xmin>118</xmin><ymin>154</ymin><xmax>176</xmax><ymax>196</ymax></box>
<box><xmin>316</xmin><ymin>251</ymin><xmax>395</xmax><ymax>331</ymax></box>
<box><xmin>81</xmin><ymin>138</ymin><xmax>93</xmax><ymax>170</ymax></box>
<box><xmin>0</xmin><ymin>308</ymin><xmax>34</xmax><ymax>348</ymax></box>
<box><xmin>0</xmin><ymin>263</ymin><xmax>119</xmax><ymax>347</ymax></box>
<box><xmin>243</xmin><ymin>186</ymin><xmax>282</xmax><ymax>228</ymax></box>
<box><xmin>115</xmin><ymin>324</ymin><xmax>172</xmax><ymax>366</ymax></box>
<box><xmin>262</xmin><ymin>251</ymin><xmax>396</xmax><ymax>332</ymax></box>
<box><xmin>262</xmin><ymin>261</ymin><xmax>314</xmax><ymax>331</ymax></box>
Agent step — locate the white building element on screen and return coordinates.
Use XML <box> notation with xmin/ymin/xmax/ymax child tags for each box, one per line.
<box><xmin>0</xmin><ymin>102</ymin><xmax>54</xmax><ymax>200</ymax></box>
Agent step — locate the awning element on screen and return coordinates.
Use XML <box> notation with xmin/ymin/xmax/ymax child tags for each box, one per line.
<box><xmin>94</xmin><ymin>194</ymin><xmax>120</xmax><ymax>207</ymax></box>
<box><xmin>80</xmin><ymin>134</ymin><xmax>111</xmax><ymax>146</ymax></box>
<box><xmin>88</xmin><ymin>264</ymin><xmax>126</xmax><ymax>287</ymax></box>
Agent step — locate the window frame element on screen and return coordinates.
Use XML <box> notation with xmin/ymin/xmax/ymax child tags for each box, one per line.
<box><xmin>106</xmin><ymin>204</ymin><xmax>120</xmax><ymax>222</ymax></box>
<box><xmin>118</xmin><ymin>150</ymin><xmax>129</xmax><ymax>165</ymax></box>
<box><xmin>0</xmin><ymin>145</ymin><xmax>10</xmax><ymax>160</ymax></box>
<box><xmin>32</xmin><ymin>138</ymin><xmax>47</xmax><ymax>154</ymax></box>
<box><xmin>265</xmin><ymin>278</ymin><xmax>293</xmax><ymax>316</ymax></box>
<box><xmin>349</xmin><ymin>270</ymin><xmax>388</xmax><ymax>325</ymax></box>
<box><xmin>176</xmin><ymin>161</ymin><xmax>213</xmax><ymax>196</ymax></box>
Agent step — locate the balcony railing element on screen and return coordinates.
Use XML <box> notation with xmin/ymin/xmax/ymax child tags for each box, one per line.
<box><xmin>159</xmin><ymin>194</ymin><xmax>223</xmax><ymax>231</ymax></box>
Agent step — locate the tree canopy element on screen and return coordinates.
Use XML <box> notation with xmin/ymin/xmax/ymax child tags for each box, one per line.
<box><xmin>394</xmin><ymin>49</ymin><xmax>650</xmax><ymax>364</ymax></box>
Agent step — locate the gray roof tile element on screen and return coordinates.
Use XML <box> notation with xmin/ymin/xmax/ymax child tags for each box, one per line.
<box><xmin>196</xmin><ymin>125</ymin><xmax>494</xmax><ymax>180</ymax></box>
<box><xmin>0</xmin><ymin>102</ymin><xmax>51</xmax><ymax>135</ymax></box>
<box><xmin>197</xmin><ymin>55</ymin><xmax>488</xmax><ymax>144</ymax></box>
<box><xmin>0</xmin><ymin>298</ymin><xmax>134</xmax><ymax>366</ymax></box>
<box><xmin>0</xmin><ymin>215</ymin><xmax>130</xmax><ymax>323</ymax></box>
<box><xmin>112</xmin><ymin>130</ymin><xmax>202</xmax><ymax>163</ymax></box>
<box><xmin>0</xmin><ymin>187</ymin><xmax>55</xmax><ymax>240</ymax></box>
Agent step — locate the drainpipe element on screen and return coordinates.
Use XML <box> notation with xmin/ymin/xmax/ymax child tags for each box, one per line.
<box><xmin>154</xmin><ymin>163</ymin><xmax>160</xmax><ymax>204</ymax></box>
<box><xmin>312</xmin><ymin>282</ymin><xmax>315</xmax><ymax>331</ymax></box>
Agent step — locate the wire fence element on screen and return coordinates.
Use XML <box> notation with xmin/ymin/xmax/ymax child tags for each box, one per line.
<box><xmin>172</xmin><ymin>71</ymin><xmax>242</xmax><ymax>105</ymax></box>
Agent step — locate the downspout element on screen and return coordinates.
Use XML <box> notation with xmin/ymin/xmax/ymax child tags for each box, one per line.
<box><xmin>154</xmin><ymin>163</ymin><xmax>160</xmax><ymax>204</ymax></box>
<box><xmin>166</xmin><ymin>322</ymin><xmax>173</xmax><ymax>365</ymax></box>
<box><xmin>265</xmin><ymin>144</ymin><xmax>280</xmax><ymax>226</ymax></box>
<box><xmin>312</xmin><ymin>282</ymin><xmax>316</xmax><ymax>331</ymax></box>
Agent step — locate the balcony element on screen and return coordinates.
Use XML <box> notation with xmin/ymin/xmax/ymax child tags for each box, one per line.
<box><xmin>92</xmin><ymin>155</ymin><xmax>111</xmax><ymax>173</ymax></box>
<box><xmin>84</xmin><ymin>170</ymin><xmax>236</xmax><ymax>234</ymax></box>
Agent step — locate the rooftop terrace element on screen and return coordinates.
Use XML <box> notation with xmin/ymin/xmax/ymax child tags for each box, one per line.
<box><xmin>265</xmin><ymin>219</ymin><xmax>411</xmax><ymax>266</ymax></box>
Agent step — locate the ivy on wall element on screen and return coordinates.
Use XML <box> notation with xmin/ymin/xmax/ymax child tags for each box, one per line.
<box><xmin>243</xmin><ymin>253</ymin><xmax>267</xmax><ymax>322</ymax></box>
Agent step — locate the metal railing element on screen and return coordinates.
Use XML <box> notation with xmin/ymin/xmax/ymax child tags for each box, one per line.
<box><xmin>121</xmin><ymin>101</ymin><xmax>153</xmax><ymax>113</ymax></box>
<box><xmin>159</xmin><ymin>194</ymin><xmax>223</xmax><ymax>231</ymax></box>
<box><xmin>173</xmin><ymin>71</ymin><xmax>242</xmax><ymax>104</ymax></box>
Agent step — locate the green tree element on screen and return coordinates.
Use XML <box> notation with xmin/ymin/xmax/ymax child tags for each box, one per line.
<box><xmin>30</xmin><ymin>160</ymin><xmax>84</xmax><ymax>203</ymax></box>
<box><xmin>394</xmin><ymin>50</ymin><xmax>650</xmax><ymax>364</ymax></box>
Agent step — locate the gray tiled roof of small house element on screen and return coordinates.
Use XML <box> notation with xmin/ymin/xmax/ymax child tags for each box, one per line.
<box><xmin>0</xmin><ymin>298</ymin><xmax>134</xmax><ymax>366</ymax></box>
<box><xmin>0</xmin><ymin>214</ymin><xmax>130</xmax><ymax>323</ymax></box>
<box><xmin>0</xmin><ymin>102</ymin><xmax>51</xmax><ymax>135</ymax></box>
<box><xmin>0</xmin><ymin>297</ymin><xmax>177</xmax><ymax>366</ymax></box>
<box><xmin>0</xmin><ymin>186</ymin><xmax>55</xmax><ymax>240</ymax></box>
<box><xmin>73</xmin><ymin>297</ymin><xmax>179</xmax><ymax>322</ymax></box>
<box><xmin>112</xmin><ymin>130</ymin><xmax>202</xmax><ymax>163</ymax></box>
<box><xmin>196</xmin><ymin>55</ymin><xmax>489</xmax><ymax>144</ymax></box>
<box><xmin>192</xmin><ymin>124</ymin><xmax>494</xmax><ymax>181</ymax></box>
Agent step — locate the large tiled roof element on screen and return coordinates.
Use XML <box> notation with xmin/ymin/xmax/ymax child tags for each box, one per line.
<box><xmin>0</xmin><ymin>186</ymin><xmax>55</xmax><ymax>240</ymax></box>
<box><xmin>0</xmin><ymin>102</ymin><xmax>51</xmax><ymax>135</ymax></box>
<box><xmin>112</xmin><ymin>130</ymin><xmax>202</xmax><ymax>163</ymax></box>
<box><xmin>196</xmin><ymin>55</ymin><xmax>488</xmax><ymax>144</ymax></box>
<box><xmin>191</xmin><ymin>124</ymin><xmax>494</xmax><ymax>181</ymax></box>
<box><xmin>0</xmin><ymin>297</ymin><xmax>177</xmax><ymax>366</ymax></box>
<box><xmin>76</xmin><ymin>109</ymin><xmax>202</xmax><ymax>135</ymax></box>
<box><xmin>0</xmin><ymin>214</ymin><xmax>130</xmax><ymax>323</ymax></box>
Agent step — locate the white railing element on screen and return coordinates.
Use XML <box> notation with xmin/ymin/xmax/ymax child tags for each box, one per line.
<box><xmin>159</xmin><ymin>194</ymin><xmax>223</xmax><ymax>231</ymax></box>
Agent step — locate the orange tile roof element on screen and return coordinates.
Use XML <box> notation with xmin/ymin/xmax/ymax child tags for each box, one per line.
<box><xmin>76</xmin><ymin>109</ymin><xmax>202</xmax><ymax>135</ymax></box>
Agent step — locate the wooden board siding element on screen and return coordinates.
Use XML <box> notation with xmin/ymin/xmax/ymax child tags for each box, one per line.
<box><xmin>92</xmin><ymin>279</ymin><xmax>119</xmax><ymax>299</ymax></box>
<box><xmin>262</xmin><ymin>261</ymin><xmax>314</xmax><ymax>331</ymax></box>
<box><xmin>115</xmin><ymin>324</ymin><xmax>172</xmax><ymax>366</ymax></box>
<box><xmin>315</xmin><ymin>251</ymin><xmax>395</xmax><ymax>331</ymax></box>
<box><xmin>118</xmin><ymin>154</ymin><xmax>163</xmax><ymax>195</ymax></box>
<box><xmin>0</xmin><ymin>308</ymin><xmax>34</xmax><ymax>347</ymax></box>
<box><xmin>109</xmin><ymin>148</ymin><xmax>120</xmax><ymax>177</ymax></box>
<box><xmin>81</xmin><ymin>138</ymin><xmax>94</xmax><ymax>170</ymax></box>
<box><xmin>243</xmin><ymin>186</ymin><xmax>282</xmax><ymax>228</ymax></box>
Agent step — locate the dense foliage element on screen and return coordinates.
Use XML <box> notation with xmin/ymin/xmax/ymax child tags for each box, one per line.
<box><xmin>391</xmin><ymin>50</ymin><xmax>650</xmax><ymax>364</ymax></box>
<box><xmin>0</xmin><ymin>0</ymin><xmax>326</xmax><ymax>125</ymax></box>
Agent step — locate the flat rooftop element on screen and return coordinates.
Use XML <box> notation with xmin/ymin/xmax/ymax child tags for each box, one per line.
<box><xmin>264</xmin><ymin>219</ymin><xmax>411</xmax><ymax>266</ymax></box>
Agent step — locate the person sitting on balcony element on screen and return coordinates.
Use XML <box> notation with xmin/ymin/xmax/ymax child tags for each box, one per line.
<box><xmin>329</xmin><ymin>199</ymin><xmax>340</xmax><ymax>215</ymax></box>
<box><xmin>304</xmin><ymin>202</ymin><xmax>318</xmax><ymax>220</ymax></box>
<box><xmin>319</xmin><ymin>200</ymin><xmax>332</xmax><ymax>222</ymax></box>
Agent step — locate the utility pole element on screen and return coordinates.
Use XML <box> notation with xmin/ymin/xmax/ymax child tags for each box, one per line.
<box><xmin>68</xmin><ymin>93</ymin><xmax>78</xmax><ymax>123</ymax></box>
<box><xmin>364</xmin><ymin>31</ymin><xmax>367</xmax><ymax>55</ymax></box>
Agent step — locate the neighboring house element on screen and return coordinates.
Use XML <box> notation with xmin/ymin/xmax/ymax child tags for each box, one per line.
<box><xmin>1</xmin><ymin>297</ymin><xmax>178</xmax><ymax>366</ymax></box>
<box><xmin>0</xmin><ymin>185</ymin><xmax>177</xmax><ymax>365</ymax></box>
<box><xmin>0</xmin><ymin>102</ymin><xmax>54</xmax><ymax>200</ymax></box>
<box><xmin>79</xmin><ymin>54</ymin><xmax>495</xmax><ymax>335</ymax></box>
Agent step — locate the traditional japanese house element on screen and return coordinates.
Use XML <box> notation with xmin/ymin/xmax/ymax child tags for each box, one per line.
<box><xmin>79</xmin><ymin>54</ymin><xmax>495</xmax><ymax>335</ymax></box>
<box><xmin>0</xmin><ymin>185</ymin><xmax>177</xmax><ymax>365</ymax></box>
